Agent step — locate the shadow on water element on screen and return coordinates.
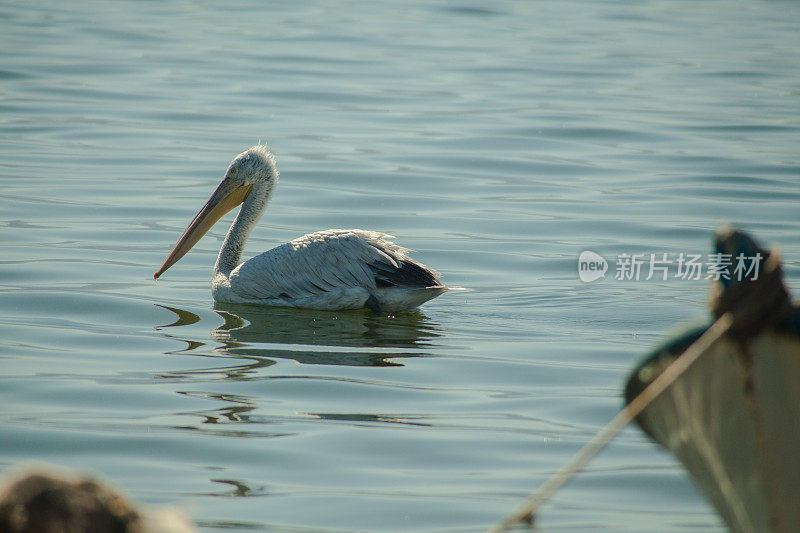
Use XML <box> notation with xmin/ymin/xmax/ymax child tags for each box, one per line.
<box><xmin>155</xmin><ymin>303</ymin><xmax>444</xmax><ymax>370</ymax></box>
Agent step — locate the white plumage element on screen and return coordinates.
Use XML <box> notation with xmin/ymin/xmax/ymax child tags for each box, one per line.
<box><xmin>155</xmin><ymin>145</ymin><xmax>450</xmax><ymax>312</ymax></box>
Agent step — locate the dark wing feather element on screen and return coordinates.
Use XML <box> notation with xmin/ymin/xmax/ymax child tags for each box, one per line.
<box><xmin>369</xmin><ymin>257</ymin><xmax>440</xmax><ymax>288</ymax></box>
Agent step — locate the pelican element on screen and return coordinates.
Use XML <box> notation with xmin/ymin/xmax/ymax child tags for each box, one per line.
<box><xmin>154</xmin><ymin>145</ymin><xmax>451</xmax><ymax>311</ymax></box>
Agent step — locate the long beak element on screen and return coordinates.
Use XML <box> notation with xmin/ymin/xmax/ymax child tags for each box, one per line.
<box><xmin>154</xmin><ymin>178</ymin><xmax>252</xmax><ymax>279</ymax></box>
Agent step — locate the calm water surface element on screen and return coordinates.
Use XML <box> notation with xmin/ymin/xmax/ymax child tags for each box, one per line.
<box><xmin>1</xmin><ymin>1</ymin><xmax>799</xmax><ymax>531</ymax></box>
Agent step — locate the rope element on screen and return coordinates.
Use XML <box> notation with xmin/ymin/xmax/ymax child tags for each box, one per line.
<box><xmin>489</xmin><ymin>313</ymin><xmax>734</xmax><ymax>533</ymax></box>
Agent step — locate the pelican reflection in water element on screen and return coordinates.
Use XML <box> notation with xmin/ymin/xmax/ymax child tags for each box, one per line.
<box><xmin>210</xmin><ymin>302</ymin><xmax>442</xmax><ymax>351</ymax></box>
<box><xmin>155</xmin><ymin>303</ymin><xmax>442</xmax><ymax>368</ymax></box>
<box><xmin>155</xmin><ymin>145</ymin><xmax>453</xmax><ymax>311</ymax></box>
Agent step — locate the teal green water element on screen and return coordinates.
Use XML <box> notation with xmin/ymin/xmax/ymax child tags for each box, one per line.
<box><xmin>2</xmin><ymin>1</ymin><xmax>799</xmax><ymax>531</ymax></box>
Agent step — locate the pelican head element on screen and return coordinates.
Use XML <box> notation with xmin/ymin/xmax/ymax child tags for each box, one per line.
<box><xmin>225</xmin><ymin>144</ymin><xmax>278</xmax><ymax>187</ymax></box>
<box><xmin>154</xmin><ymin>145</ymin><xmax>278</xmax><ymax>279</ymax></box>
